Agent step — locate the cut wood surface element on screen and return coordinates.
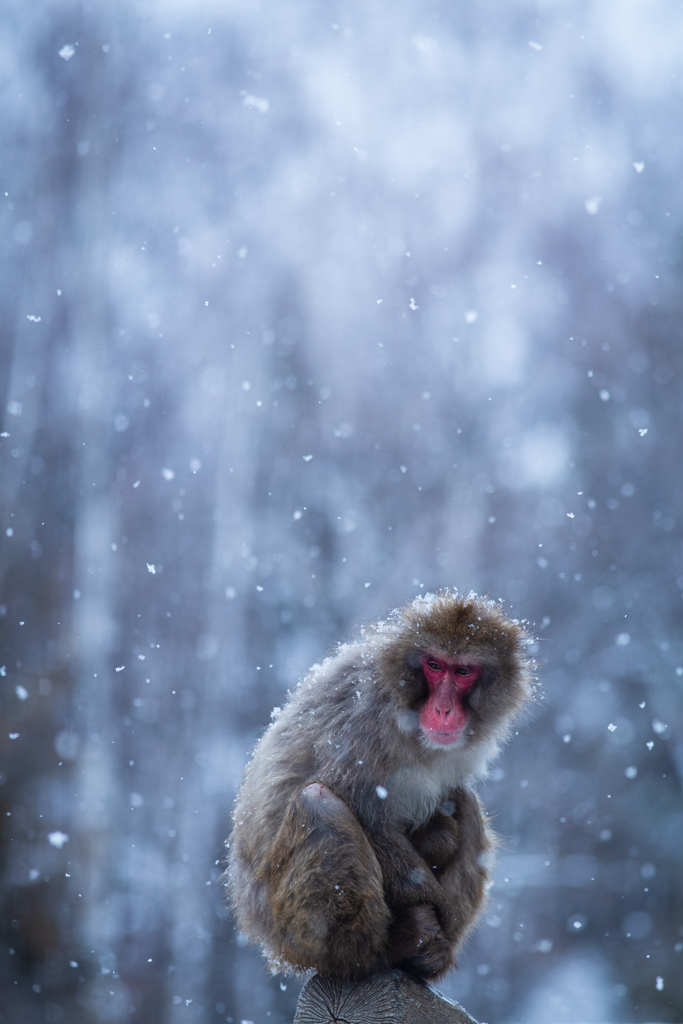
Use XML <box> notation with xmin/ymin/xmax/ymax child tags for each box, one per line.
<box><xmin>293</xmin><ymin>970</ymin><xmax>479</xmax><ymax>1024</ymax></box>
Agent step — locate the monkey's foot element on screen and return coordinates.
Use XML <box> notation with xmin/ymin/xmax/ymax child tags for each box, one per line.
<box><xmin>392</xmin><ymin>904</ymin><xmax>455</xmax><ymax>980</ymax></box>
<box><xmin>403</xmin><ymin>929</ymin><xmax>453</xmax><ymax>979</ymax></box>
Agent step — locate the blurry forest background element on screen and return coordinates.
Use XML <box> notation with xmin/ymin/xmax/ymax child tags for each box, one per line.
<box><xmin>1</xmin><ymin>0</ymin><xmax>682</xmax><ymax>1022</ymax></box>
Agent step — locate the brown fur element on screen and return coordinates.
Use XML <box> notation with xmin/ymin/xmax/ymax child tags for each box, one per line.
<box><xmin>225</xmin><ymin>590</ymin><xmax>534</xmax><ymax>980</ymax></box>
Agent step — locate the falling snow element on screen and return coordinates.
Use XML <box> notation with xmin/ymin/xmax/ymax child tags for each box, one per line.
<box><xmin>2</xmin><ymin>3</ymin><xmax>682</xmax><ymax>1023</ymax></box>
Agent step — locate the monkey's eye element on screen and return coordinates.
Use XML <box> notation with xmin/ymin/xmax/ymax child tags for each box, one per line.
<box><xmin>427</xmin><ymin>660</ymin><xmax>444</xmax><ymax>672</ymax></box>
<box><xmin>455</xmin><ymin>666</ymin><xmax>475</xmax><ymax>676</ymax></box>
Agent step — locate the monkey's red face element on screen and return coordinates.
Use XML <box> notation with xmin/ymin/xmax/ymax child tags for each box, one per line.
<box><xmin>419</xmin><ymin>654</ymin><xmax>482</xmax><ymax>747</ymax></box>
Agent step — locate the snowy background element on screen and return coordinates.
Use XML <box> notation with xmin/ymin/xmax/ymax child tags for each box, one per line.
<box><xmin>1</xmin><ymin>0</ymin><xmax>682</xmax><ymax>1022</ymax></box>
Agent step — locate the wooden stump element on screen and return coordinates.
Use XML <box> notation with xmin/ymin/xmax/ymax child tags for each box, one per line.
<box><xmin>293</xmin><ymin>970</ymin><xmax>479</xmax><ymax>1024</ymax></box>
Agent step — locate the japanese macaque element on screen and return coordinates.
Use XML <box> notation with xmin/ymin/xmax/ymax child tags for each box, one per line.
<box><xmin>226</xmin><ymin>590</ymin><xmax>534</xmax><ymax>980</ymax></box>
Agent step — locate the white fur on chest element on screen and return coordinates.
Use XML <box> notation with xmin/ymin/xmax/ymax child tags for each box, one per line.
<box><xmin>384</xmin><ymin>740</ymin><xmax>495</xmax><ymax>827</ymax></box>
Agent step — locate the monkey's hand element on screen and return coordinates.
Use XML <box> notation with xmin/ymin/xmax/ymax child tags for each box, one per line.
<box><xmin>388</xmin><ymin>903</ymin><xmax>455</xmax><ymax>980</ymax></box>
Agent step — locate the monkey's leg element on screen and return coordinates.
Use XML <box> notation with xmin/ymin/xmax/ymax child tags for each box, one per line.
<box><xmin>410</xmin><ymin>786</ymin><xmax>493</xmax><ymax>949</ymax></box>
<box><xmin>265</xmin><ymin>783</ymin><xmax>392</xmax><ymax>978</ymax></box>
<box><xmin>366</xmin><ymin>828</ymin><xmax>457</xmax><ymax>979</ymax></box>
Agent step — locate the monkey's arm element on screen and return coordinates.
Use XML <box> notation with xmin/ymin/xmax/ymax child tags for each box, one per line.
<box><xmin>408</xmin><ymin>786</ymin><xmax>492</xmax><ymax>947</ymax></box>
<box><xmin>362</xmin><ymin>822</ymin><xmax>459</xmax><ymax>978</ymax></box>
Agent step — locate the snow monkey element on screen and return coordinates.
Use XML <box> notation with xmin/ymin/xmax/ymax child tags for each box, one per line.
<box><xmin>226</xmin><ymin>590</ymin><xmax>534</xmax><ymax>980</ymax></box>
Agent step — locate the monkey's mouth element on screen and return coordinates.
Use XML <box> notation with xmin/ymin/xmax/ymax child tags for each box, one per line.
<box><xmin>422</xmin><ymin>727</ymin><xmax>466</xmax><ymax>747</ymax></box>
